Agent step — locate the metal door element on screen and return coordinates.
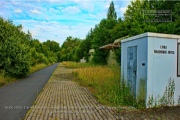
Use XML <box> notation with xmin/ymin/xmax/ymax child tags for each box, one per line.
<box><xmin>127</xmin><ymin>46</ymin><xmax>137</xmax><ymax>97</ymax></box>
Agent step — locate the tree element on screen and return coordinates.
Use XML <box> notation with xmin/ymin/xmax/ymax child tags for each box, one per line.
<box><xmin>26</xmin><ymin>30</ymin><xmax>33</xmax><ymax>41</ymax></box>
<box><xmin>107</xmin><ymin>1</ymin><xmax>117</xmax><ymax>20</ymax></box>
<box><xmin>174</xmin><ymin>2</ymin><xmax>180</xmax><ymax>34</ymax></box>
<box><xmin>111</xmin><ymin>20</ymin><xmax>129</xmax><ymax>40</ymax></box>
<box><xmin>124</xmin><ymin>0</ymin><xmax>145</xmax><ymax>36</ymax></box>
<box><xmin>91</xmin><ymin>21</ymin><xmax>109</xmax><ymax>64</ymax></box>
<box><xmin>43</xmin><ymin>40</ymin><xmax>60</xmax><ymax>53</ymax></box>
<box><xmin>59</xmin><ymin>36</ymin><xmax>81</xmax><ymax>61</ymax></box>
<box><xmin>0</xmin><ymin>17</ymin><xmax>31</xmax><ymax>78</ymax></box>
<box><xmin>82</xmin><ymin>1</ymin><xmax>118</xmax><ymax>64</ymax></box>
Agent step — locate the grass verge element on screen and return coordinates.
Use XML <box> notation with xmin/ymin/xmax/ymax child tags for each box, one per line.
<box><xmin>0</xmin><ymin>63</ymin><xmax>51</xmax><ymax>87</ymax></box>
<box><xmin>0</xmin><ymin>75</ymin><xmax>16</xmax><ymax>87</ymax></box>
<box><xmin>63</xmin><ymin>61</ymin><xmax>94</xmax><ymax>68</ymax></box>
<box><xmin>29</xmin><ymin>63</ymin><xmax>49</xmax><ymax>74</ymax></box>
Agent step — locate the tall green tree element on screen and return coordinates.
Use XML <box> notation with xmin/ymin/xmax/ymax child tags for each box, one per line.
<box><xmin>0</xmin><ymin>18</ymin><xmax>31</xmax><ymax>78</ymax></box>
<box><xmin>107</xmin><ymin>1</ymin><xmax>117</xmax><ymax>20</ymax></box>
<box><xmin>91</xmin><ymin>1</ymin><xmax>118</xmax><ymax>64</ymax></box>
<box><xmin>124</xmin><ymin>0</ymin><xmax>145</xmax><ymax>36</ymax></box>
<box><xmin>43</xmin><ymin>40</ymin><xmax>60</xmax><ymax>53</ymax></box>
<box><xmin>59</xmin><ymin>36</ymin><xmax>81</xmax><ymax>61</ymax></box>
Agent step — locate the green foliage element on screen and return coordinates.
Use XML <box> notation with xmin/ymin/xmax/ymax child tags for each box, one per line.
<box><xmin>112</xmin><ymin>47</ymin><xmax>121</xmax><ymax>64</ymax></box>
<box><xmin>110</xmin><ymin>20</ymin><xmax>129</xmax><ymax>41</ymax></box>
<box><xmin>147</xmin><ymin>79</ymin><xmax>176</xmax><ymax>108</ymax></box>
<box><xmin>0</xmin><ymin>17</ymin><xmax>60</xmax><ymax>78</ymax></box>
<box><xmin>30</xmin><ymin>47</ymin><xmax>50</xmax><ymax>66</ymax></box>
<box><xmin>0</xmin><ymin>74</ymin><xmax>16</xmax><ymax>87</ymax></box>
<box><xmin>159</xmin><ymin>79</ymin><xmax>175</xmax><ymax>106</ymax></box>
<box><xmin>29</xmin><ymin>63</ymin><xmax>47</xmax><ymax>74</ymax></box>
<box><xmin>119</xmin><ymin>78</ymin><xmax>135</xmax><ymax>106</ymax></box>
<box><xmin>61</xmin><ymin>0</ymin><xmax>180</xmax><ymax>65</ymax></box>
<box><xmin>71</xmin><ymin>63</ymin><xmax>144</xmax><ymax>108</ymax></box>
<box><xmin>0</xmin><ymin>18</ymin><xmax>31</xmax><ymax>78</ymax></box>
<box><xmin>29</xmin><ymin>38</ymin><xmax>60</xmax><ymax>65</ymax></box>
<box><xmin>107</xmin><ymin>1</ymin><xmax>117</xmax><ymax>20</ymax></box>
<box><xmin>91</xmin><ymin>18</ymin><xmax>117</xmax><ymax>64</ymax></box>
<box><xmin>74</xmin><ymin>41</ymin><xmax>88</xmax><ymax>62</ymax></box>
<box><xmin>92</xmin><ymin>49</ymin><xmax>109</xmax><ymax>65</ymax></box>
<box><xmin>59</xmin><ymin>36</ymin><xmax>82</xmax><ymax>62</ymax></box>
<box><xmin>43</xmin><ymin>40</ymin><xmax>60</xmax><ymax>53</ymax></box>
<box><xmin>147</xmin><ymin>95</ymin><xmax>154</xmax><ymax>108</ymax></box>
<box><xmin>137</xmin><ymin>79</ymin><xmax>146</xmax><ymax>107</ymax></box>
<box><xmin>63</xmin><ymin>61</ymin><xmax>94</xmax><ymax>68</ymax></box>
<box><xmin>57</xmin><ymin>0</ymin><xmax>180</xmax><ymax>109</ymax></box>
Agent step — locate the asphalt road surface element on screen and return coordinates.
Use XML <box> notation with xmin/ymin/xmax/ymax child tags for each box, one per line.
<box><xmin>0</xmin><ymin>63</ymin><xmax>58</xmax><ymax>120</ymax></box>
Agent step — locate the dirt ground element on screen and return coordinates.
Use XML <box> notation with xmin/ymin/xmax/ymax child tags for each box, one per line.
<box><xmin>117</xmin><ymin>106</ymin><xmax>180</xmax><ymax>120</ymax></box>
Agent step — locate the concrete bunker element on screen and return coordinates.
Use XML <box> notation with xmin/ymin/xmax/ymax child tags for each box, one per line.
<box><xmin>121</xmin><ymin>32</ymin><xmax>180</xmax><ymax>107</ymax></box>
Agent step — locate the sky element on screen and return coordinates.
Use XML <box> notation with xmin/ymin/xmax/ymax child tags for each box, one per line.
<box><xmin>0</xmin><ymin>0</ymin><xmax>131</xmax><ymax>45</ymax></box>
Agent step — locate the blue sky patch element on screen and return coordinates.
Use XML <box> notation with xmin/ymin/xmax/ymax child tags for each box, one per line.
<box><xmin>0</xmin><ymin>0</ymin><xmax>131</xmax><ymax>45</ymax></box>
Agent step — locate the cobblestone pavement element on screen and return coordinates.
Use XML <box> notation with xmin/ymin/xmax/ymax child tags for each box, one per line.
<box><xmin>25</xmin><ymin>64</ymin><xmax>120</xmax><ymax>120</ymax></box>
<box><xmin>24</xmin><ymin>63</ymin><xmax>180</xmax><ymax>120</ymax></box>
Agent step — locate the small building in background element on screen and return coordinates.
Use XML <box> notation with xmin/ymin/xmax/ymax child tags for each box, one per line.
<box><xmin>99</xmin><ymin>37</ymin><xmax>124</xmax><ymax>66</ymax></box>
<box><xmin>80</xmin><ymin>57</ymin><xmax>86</xmax><ymax>63</ymax></box>
<box><xmin>88</xmin><ymin>49</ymin><xmax>95</xmax><ymax>62</ymax></box>
<box><xmin>121</xmin><ymin>32</ymin><xmax>180</xmax><ymax>107</ymax></box>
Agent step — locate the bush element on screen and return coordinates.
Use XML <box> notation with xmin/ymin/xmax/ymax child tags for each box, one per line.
<box><xmin>30</xmin><ymin>48</ymin><xmax>50</xmax><ymax>65</ymax></box>
<box><xmin>0</xmin><ymin>42</ymin><xmax>31</xmax><ymax>78</ymax></box>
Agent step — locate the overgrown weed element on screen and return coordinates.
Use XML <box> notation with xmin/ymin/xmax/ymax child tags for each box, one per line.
<box><xmin>62</xmin><ymin>61</ymin><xmax>94</xmax><ymax>68</ymax></box>
<box><xmin>64</xmin><ymin>62</ymin><xmax>178</xmax><ymax>109</ymax></box>
<box><xmin>64</xmin><ymin>61</ymin><xmax>140</xmax><ymax>107</ymax></box>
<box><xmin>29</xmin><ymin>63</ymin><xmax>50</xmax><ymax>74</ymax></box>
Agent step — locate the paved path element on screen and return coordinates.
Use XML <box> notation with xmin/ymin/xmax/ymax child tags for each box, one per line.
<box><xmin>25</xmin><ymin>64</ymin><xmax>120</xmax><ymax>120</ymax></box>
<box><xmin>0</xmin><ymin>63</ymin><xmax>58</xmax><ymax>120</ymax></box>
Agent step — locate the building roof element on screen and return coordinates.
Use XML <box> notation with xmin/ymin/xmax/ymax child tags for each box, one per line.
<box><xmin>89</xmin><ymin>49</ymin><xmax>95</xmax><ymax>53</ymax></box>
<box><xmin>99</xmin><ymin>32</ymin><xmax>180</xmax><ymax>50</ymax></box>
<box><xmin>121</xmin><ymin>32</ymin><xmax>180</xmax><ymax>43</ymax></box>
<box><xmin>99</xmin><ymin>42</ymin><xmax>120</xmax><ymax>50</ymax></box>
<box><xmin>99</xmin><ymin>35</ymin><xmax>129</xmax><ymax>50</ymax></box>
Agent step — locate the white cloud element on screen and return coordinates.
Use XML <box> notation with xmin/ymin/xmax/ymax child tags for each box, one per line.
<box><xmin>120</xmin><ymin>7</ymin><xmax>127</xmax><ymax>14</ymax></box>
<box><xmin>72</xmin><ymin>0</ymin><xmax>94</xmax><ymax>12</ymax></box>
<box><xmin>30</xmin><ymin>9</ymin><xmax>41</xmax><ymax>14</ymax></box>
<box><xmin>105</xmin><ymin>4</ymin><xmax>109</xmax><ymax>9</ymax></box>
<box><xmin>3</xmin><ymin>0</ymin><xmax>131</xmax><ymax>45</ymax></box>
<box><xmin>105</xmin><ymin>0</ymin><xmax>112</xmax><ymax>8</ymax></box>
<box><xmin>48</xmin><ymin>7</ymin><xmax>59</xmax><ymax>13</ymax></box>
<box><xmin>14</xmin><ymin>9</ymin><xmax>22</xmax><ymax>13</ymax></box>
<box><xmin>47</xmin><ymin>0</ymin><xmax>66</xmax><ymax>3</ymax></box>
<box><xmin>61</xmin><ymin>6</ymin><xmax>81</xmax><ymax>14</ymax></box>
<box><xmin>14</xmin><ymin>20</ymin><xmax>92</xmax><ymax>44</ymax></box>
<box><xmin>73</xmin><ymin>0</ymin><xmax>80</xmax><ymax>2</ymax></box>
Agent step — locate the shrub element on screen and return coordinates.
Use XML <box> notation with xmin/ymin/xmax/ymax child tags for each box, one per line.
<box><xmin>0</xmin><ymin>42</ymin><xmax>31</xmax><ymax>78</ymax></box>
<box><xmin>0</xmin><ymin>18</ymin><xmax>31</xmax><ymax>78</ymax></box>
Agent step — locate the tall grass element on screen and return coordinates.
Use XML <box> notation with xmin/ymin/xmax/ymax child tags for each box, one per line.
<box><xmin>63</xmin><ymin>61</ymin><xmax>94</xmax><ymax>68</ymax></box>
<box><xmin>0</xmin><ymin>74</ymin><xmax>16</xmax><ymax>87</ymax></box>
<box><xmin>64</xmin><ymin>61</ymin><xmax>144</xmax><ymax>107</ymax></box>
<box><xmin>29</xmin><ymin>63</ymin><xmax>48</xmax><ymax>74</ymax></box>
<box><xmin>73</xmin><ymin>64</ymin><xmax>123</xmax><ymax>106</ymax></box>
